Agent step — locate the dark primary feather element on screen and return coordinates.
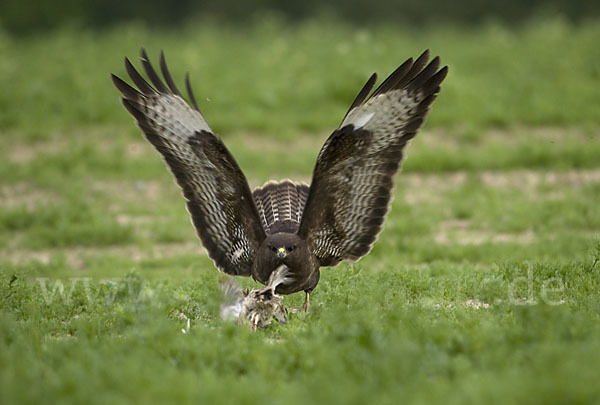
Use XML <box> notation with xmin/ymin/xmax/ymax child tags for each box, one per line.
<box><xmin>185</xmin><ymin>73</ymin><xmax>200</xmax><ymax>111</ymax></box>
<box><xmin>112</xmin><ymin>49</ymin><xmax>266</xmax><ymax>276</ymax></box>
<box><xmin>342</xmin><ymin>73</ymin><xmax>377</xmax><ymax>123</ymax></box>
<box><xmin>159</xmin><ymin>51</ymin><xmax>183</xmax><ymax>96</ymax></box>
<box><xmin>299</xmin><ymin>51</ymin><xmax>448</xmax><ymax>266</ymax></box>
<box><xmin>140</xmin><ymin>49</ymin><xmax>169</xmax><ymax>93</ymax></box>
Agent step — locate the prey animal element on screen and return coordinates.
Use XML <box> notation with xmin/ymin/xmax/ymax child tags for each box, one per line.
<box><xmin>112</xmin><ymin>49</ymin><xmax>447</xmax><ymax>313</ymax></box>
<box><xmin>220</xmin><ymin>266</ymin><xmax>290</xmax><ymax>330</ymax></box>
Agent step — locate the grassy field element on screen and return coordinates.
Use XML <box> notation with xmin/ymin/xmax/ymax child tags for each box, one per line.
<box><xmin>1</xmin><ymin>17</ymin><xmax>600</xmax><ymax>404</ymax></box>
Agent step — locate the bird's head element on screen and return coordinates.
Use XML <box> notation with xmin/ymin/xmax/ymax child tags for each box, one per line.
<box><xmin>264</xmin><ymin>232</ymin><xmax>302</xmax><ymax>263</ymax></box>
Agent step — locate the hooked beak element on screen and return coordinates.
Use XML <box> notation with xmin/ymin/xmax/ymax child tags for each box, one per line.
<box><xmin>277</xmin><ymin>247</ymin><xmax>287</xmax><ymax>259</ymax></box>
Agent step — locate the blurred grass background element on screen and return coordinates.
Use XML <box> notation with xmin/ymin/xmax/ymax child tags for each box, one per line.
<box><xmin>1</xmin><ymin>1</ymin><xmax>600</xmax><ymax>404</ymax></box>
<box><xmin>1</xmin><ymin>16</ymin><xmax>600</xmax><ymax>138</ymax></box>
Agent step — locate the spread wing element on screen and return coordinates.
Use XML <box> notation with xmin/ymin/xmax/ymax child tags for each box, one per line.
<box><xmin>298</xmin><ymin>50</ymin><xmax>448</xmax><ymax>266</ymax></box>
<box><xmin>112</xmin><ymin>49</ymin><xmax>265</xmax><ymax>276</ymax></box>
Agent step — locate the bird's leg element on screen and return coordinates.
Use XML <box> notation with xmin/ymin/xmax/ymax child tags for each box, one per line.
<box><xmin>250</xmin><ymin>312</ymin><xmax>259</xmax><ymax>331</ymax></box>
<box><xmin>303</xmin><ymin>291</ymin><xmax>310</xmax><ymax>312</ymax></box>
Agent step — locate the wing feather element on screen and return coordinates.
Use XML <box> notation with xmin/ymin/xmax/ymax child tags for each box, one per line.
<box><xmin>185</xmin><ymin>72</ymin><xmax>201</xmax><ymax>111</ymax></box>
<box><xmin>140</xmin><ymin>49</ymin><xmax>169</xmax><ymax>93</ymax></box>
<box><xmin>299</xmin><ymin>51</ymin><xmax>448</xmax><ymax>266</ymax></box>
<box><xmin>342</xmin><ymin>73</ymin><xmax>377</xmax><ymax>123</ymax></box>
<box><xmin>159</xmin><ymin>51</ymin><xmax>183</xmax><ymax>96</ymax></box>
<box><xmin>113</xmin><ymin>49</ymin><xmax>265</xmax><ymax>276</ymax></box>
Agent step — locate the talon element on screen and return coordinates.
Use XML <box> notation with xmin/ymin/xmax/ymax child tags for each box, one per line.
<box><xmin>303</xmin><ymin>292</ymin><xmax>310</xmax><ymax>312</ymax></box>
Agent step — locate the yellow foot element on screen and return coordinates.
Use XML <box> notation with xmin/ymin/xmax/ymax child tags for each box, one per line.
<box><xmin>303</xmin><ymin>292</ymin><xmax>310</xmax><ymax>312</ymax></box>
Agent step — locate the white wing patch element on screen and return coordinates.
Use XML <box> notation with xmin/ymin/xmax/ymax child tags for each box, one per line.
<box><xmin>348</xmin><ymin>111</ymin><xmax>375</xmax><ymax>129</ymax></box>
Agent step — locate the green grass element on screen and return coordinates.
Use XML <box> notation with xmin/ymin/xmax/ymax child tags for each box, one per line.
<box><xmin>2</xmin><ymin>252</ymin><xmax>600</xmax><ymax>404</ymax></box>
<box><xmin>1</xmin><ymin>16</ymin><xmax>600</xmax><ymax>404</ymax></box>
<box><xmin>1</xmin><ymin>16</ymin><xmax>600</xmax><ymax>139</ymax></box>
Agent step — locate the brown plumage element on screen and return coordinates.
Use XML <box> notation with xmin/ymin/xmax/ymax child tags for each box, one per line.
<box><xmin>112</xmin><ymin>49</ymin><xmax>448</xmax><ymax>312</ymax></box>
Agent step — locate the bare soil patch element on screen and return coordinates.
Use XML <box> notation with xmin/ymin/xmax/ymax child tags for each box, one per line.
<box><xmin>434</xmin><ymin>219</ymin><xmax>536</xmax><ymax>246</ymax></box>
<box><xmin>4</xmin><ymin>241</ymin><xmax>205</xmax><ymax>269</ymax></box>
<box><xmin>0</xmin><ymin>183</ymin><xmax>59</xmax><ymax>209</ymax></box>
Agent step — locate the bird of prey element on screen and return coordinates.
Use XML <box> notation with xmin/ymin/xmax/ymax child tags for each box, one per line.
<box><xmin>112</xmin><ymin>49</ymin><xmax>448</xmax><ymax>312</ymax></box>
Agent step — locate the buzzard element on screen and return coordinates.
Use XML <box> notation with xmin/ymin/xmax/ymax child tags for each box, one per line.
<box><xmin>112</xmin><ymin>49</ymin><xmax>447</xmax><ymax>312</ymax></box>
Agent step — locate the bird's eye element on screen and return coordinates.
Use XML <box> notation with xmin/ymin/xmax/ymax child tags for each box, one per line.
<box><xmin>270</xmin><ymin>246</ymin><xmax>277</xmax><ymax>252</ymax></box>
<box><xmin>287</xmin><ymin>246</ymin><xmax>295</xmax><ymax>252</ymax></box>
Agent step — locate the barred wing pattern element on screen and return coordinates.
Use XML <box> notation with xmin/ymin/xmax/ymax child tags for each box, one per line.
<box><xmin>112</xmin><ymin>49</ymin><xmax>265</xmax><ymax>276</ymax></box>
<box><xmin>299</xmin><ymin>50</ymin><xmax>448</xmax><ymax>266</ymax></box>
<box><xmin>252</xmin><ymin>180</ymin><xmax>310</xmax><ymax>234</ymax></box>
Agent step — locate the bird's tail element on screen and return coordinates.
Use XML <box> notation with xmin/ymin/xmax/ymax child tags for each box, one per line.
<box><xmin>252</xmin><ymin>180</ymin><xmax>310</xmax><ymax>234</ymax></box>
